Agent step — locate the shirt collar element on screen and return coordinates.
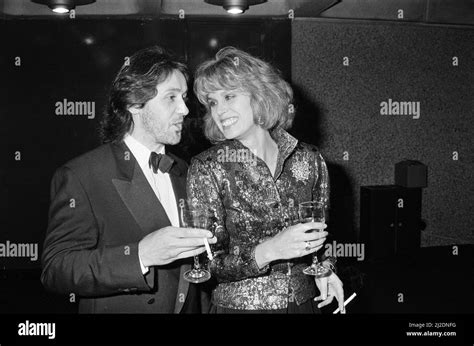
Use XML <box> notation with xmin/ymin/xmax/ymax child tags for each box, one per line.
<box><xmin>123</xmin><ymin>134</ymin><xmax>165</xmax><ymax>173</ymax></box>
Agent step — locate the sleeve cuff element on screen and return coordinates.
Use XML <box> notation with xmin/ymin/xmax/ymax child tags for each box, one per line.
<box><xmin>249</xmin><ymin>245</ymin><xmax>270</xmax><ymax>275</ymax></box>
<box><xmin>138</xmin><ymin>254</ymin><xmax>149</xmax><ymax>275</ymax></box>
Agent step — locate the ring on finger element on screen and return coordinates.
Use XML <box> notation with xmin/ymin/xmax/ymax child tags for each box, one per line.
<box><xmin>305</xmin><ymin>241</ymin><xmax>311</xmax><ymax>251</ymax></box>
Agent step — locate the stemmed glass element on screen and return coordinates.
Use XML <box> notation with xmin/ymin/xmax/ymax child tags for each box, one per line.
<box><xmin>298</xmin><ymin>201</ymin><xmax>332</xmax><ymax>278</ymax></box>
<box><xmin>180</xmin><ymin>204</ymin><xmax>212</xmax><ymax>284</ymax></box>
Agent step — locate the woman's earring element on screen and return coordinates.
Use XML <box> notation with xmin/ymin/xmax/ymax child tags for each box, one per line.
<box><xmin>258</xmin><ymin>115</ymin><xmax>264</xmax><ymax>126</ymax></box>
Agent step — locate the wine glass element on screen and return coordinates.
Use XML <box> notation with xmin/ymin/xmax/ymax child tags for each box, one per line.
<box><xmin>298</xmin><ymin>201</ymin><xmax>332</xmax><ymax>278</ymax></box>
<box><xmin>180</xmin><ymin>205</ymin><xmax>212</xmax><ymax>284</ymax></box>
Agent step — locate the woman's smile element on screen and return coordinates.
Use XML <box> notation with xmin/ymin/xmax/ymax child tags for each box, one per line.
<box><xmin>221</xmin><ymin>117</ymin><xmax>238</xmax><ymax>128</ymax></box>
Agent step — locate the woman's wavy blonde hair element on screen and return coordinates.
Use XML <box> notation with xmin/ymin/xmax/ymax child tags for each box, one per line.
<box><xmin>194</xmin><ymin>47</ymin><xmax>294</xmax><ymax>143</ymax></box>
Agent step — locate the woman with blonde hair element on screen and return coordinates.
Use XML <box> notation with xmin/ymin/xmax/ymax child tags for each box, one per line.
<box><xmin>187</xmin><ymin>47</ymin><xmax>344</xmax><ymax>313</ymax></box>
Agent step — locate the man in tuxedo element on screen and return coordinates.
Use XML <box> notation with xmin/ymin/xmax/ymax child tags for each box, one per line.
<box><xmin>41</xmin><ymin>46</ymin><xmax>215</xmax><ymax>313</ymax></box>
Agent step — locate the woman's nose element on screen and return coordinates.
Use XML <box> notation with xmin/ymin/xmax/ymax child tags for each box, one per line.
<box><xmin>217</xmin><ymin>103</ymin><xmax>228</xmax><ymax>116</ymax></box>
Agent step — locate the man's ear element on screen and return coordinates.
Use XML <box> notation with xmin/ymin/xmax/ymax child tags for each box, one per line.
<box><xmin>127</xmin><ymin>105</ymin><xmax>142</xmax><ymax>116</ymax></box>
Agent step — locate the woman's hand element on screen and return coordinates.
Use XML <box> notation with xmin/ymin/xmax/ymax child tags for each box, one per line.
<box><xmin>314</xmin><ymin>271</ymin><xmax>345</xmax><ymax>313</ymax></box>
<box><xmin>255</xmin><ymin>222</ymin><xmax>327</xmax><ymax>268</ymax></box>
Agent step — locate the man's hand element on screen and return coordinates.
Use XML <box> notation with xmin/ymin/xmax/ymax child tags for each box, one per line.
<box><xmin>138</xmin><ymin>226</ymin><xmax>217</xmax><ymax>267</ymax></box>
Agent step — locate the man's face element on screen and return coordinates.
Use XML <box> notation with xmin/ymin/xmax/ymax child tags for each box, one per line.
<box><xmin>134</xmin><ymin>70</ymin><xmax>189</xmax><ymax>147</ymax></box>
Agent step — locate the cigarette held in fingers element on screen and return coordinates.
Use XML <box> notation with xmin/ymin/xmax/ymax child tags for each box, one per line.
<box><xmin>203</xmin><ymin>237</ymin><xmax>213</xmax><ymax>260</ymax></box>
<box><xmin>333</xmin><ymin>292</ymin><xmax>357</xmax><ymax>314</ymax></box>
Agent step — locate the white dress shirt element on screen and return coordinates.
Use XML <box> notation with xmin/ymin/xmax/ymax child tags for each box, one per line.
<box><xmin>123</xmin><ymin>134</ymin><xmax>180</xmax><ymax>274</ymax></box>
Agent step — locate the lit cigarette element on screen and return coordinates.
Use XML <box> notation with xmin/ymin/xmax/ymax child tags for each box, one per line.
<box><xmin>333</xmin><ymin>292</ymin><xmax>356</xmax><ymax>314</ymax></box>
<box><xmin>203</xmin><ymin>237</ymin><xmax>213</xmax><ymax>260</ymax></box>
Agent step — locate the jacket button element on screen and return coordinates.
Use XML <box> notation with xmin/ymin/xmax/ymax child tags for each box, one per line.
<box><xmin>147</xmin><ymin>298</ymin><xmax>155</xmax><ymax>304</ymax></box>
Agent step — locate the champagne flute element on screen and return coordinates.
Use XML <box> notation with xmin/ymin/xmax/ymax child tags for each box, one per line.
<box><xmin>181</xmin><ymin>205</ymin><xmax>212</xmax><ymax>284</ymax></box>
<box><xmin>299</xmin><ymin>201</ymin><xmax>332</xmax><ymax>278</ymax></box>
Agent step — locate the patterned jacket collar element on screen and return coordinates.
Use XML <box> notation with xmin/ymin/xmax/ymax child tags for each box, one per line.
<box><xmin>270</xmin><ymin>127</ymin><xmax>298</xmax><ymax>180</ymax></box>
<box><xmin>229</xmin><ymin>126</ymin><xmax>298</xmax><ymax>180</ymax></box>
<box><xmin>270</xmin><ymin>126</ymin><xmax>298</xmax><ymax>162</ymax></box>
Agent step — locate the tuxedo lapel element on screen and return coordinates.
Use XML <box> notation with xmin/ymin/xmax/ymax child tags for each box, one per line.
<box><xmin>110</xmin><ymin>141</ymin><xmax>171</xmax><ymax>235</ymax></box>
<box><xmin>111</xmin><ymin>142</ymin><xmax>192</xmax><ymax>313</ymax></box>
<box><xmin>167</xmin><ymin>153</ymin><xmax>191</xmax><ymax>314</ymax></box>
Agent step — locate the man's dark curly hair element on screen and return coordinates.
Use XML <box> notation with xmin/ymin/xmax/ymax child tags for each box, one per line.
<box><xmin>100</xmin><ymin>46</ymin><xmax>189</xmax><ymax>143</ymax></box>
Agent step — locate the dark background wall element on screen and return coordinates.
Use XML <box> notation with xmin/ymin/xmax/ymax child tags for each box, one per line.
<box><xmin>291</xmin><ymin>19</ymin><xmax>473</xmax><ymax>247</ymax></box>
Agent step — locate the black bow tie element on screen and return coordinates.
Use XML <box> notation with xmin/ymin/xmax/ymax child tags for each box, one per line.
<box><xmin>148</xmin><ymin>152</ymin><xmax>175</xmax><ymax>174</ymax></box>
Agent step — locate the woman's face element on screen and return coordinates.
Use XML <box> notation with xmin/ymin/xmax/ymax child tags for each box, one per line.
<box><xmin>207</xmin><ymin>90</ymin><xmax>258</xmax><ymax>140</ymax></box>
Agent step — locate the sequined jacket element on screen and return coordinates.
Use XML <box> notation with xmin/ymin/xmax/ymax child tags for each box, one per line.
<box><xmin>187</xmin><ymin>127</ymin><xmax>330</xmax><ymax>310</ymax></box>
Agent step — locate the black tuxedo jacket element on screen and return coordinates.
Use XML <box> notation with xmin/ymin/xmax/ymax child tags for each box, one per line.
<box><xmin>41</xmin><ymin>141</ymin><xmax>198</xmax><ymax>313</ymax></box>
